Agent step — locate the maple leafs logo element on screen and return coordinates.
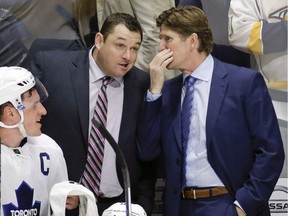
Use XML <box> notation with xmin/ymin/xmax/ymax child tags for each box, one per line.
<box><xmin>2</xmin><ymin>181</ymin><xmax>41</xmax><ymax>216</ymax></box>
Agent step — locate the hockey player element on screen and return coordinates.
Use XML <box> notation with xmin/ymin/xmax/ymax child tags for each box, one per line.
<box><xmin>0</xmin><ymin>66</ymin><xmax>79</xmax><ymax>216</ymax></box>
<box><xmin>228</xmin><ymin>0</ymin><xmax>287</xmax><ymax>181</ymax></box>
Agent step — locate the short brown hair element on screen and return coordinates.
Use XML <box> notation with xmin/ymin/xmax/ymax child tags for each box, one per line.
<box><xmin>156</xmin><ymin>6</ymin><xmax>213</xmax><ymax>54</ymax></box>
<box><xmin>100</xmin><ymin>13</ymin><xmax>143</xmax><ymax>42</ymax></box>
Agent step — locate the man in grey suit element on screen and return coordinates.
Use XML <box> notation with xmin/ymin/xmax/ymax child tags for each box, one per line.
<box><xmin>30</xmin><ymin>13</ymin><xmax>155</xmax><ymax>215</ymax></box>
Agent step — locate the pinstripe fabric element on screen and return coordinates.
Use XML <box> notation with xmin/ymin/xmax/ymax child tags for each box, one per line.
<box><xmin>81</xmin><ymin>76</ymin><xmax>111</xmax><ymax>197</ymax></box>
<box><xmin>181</xmin><ymin>76</ymin><xmax>197</xmax><ymax>187</ymax></box>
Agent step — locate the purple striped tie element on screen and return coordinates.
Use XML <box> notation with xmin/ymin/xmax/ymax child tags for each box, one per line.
<box><xmin>181</xmin><ymin>76</ymin><xmax>197</xmax><ymax>187</ymax></box>
<box><xmin>81</xmin><ymin>76</ymin><xmax>111</xmax><ymax>197</ymax></box>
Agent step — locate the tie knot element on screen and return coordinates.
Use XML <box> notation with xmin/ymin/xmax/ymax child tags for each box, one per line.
<box><xmin>185</xmin><ymin>76</ymin><xmax>197</xmax><ymax>87</ymax></box>
<box><xmin>102</xmin><ymin>76</ymin><xmax>112</xmax><ymax>86</ymax></box>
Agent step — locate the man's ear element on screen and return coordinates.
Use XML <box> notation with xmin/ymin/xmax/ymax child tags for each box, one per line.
<box><xmin>0</xmin><ymin>104</ymin><xmax>21</xmax><ymax>127</ymax></box>
<box><xmin>0</xmin><ymin>105</ymin><xmax>13</xmax><ymax>123</ymax></box>
<box><xmin>94</xmin><ymin>33</ymin><xmax>104</xmax><ymax>49</ymax></box>
<box><xmin>4</xmin><ymin>106</ymin><xmax>13</xmax><ymax>117</ymax></box>
<box><xmin>189</xmin><ymin>33</ymin><xmax>198</xmax><ymax>50</ymax></box>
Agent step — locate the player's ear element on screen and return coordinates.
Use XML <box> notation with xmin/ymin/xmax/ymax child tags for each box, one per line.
<box><xmin>0</xmin><ymin>106</ymin><xmax>10</xmax><ymax>123</ymax></box>
<box><xmin>1</xmin><ymin>105</ymin><xmax>19</xmax><ymax>122</ymax></box>
<box><xmin>5</xmin><ymin>106</ymin><xmax>15</xmax><ymax>117</ymax></box>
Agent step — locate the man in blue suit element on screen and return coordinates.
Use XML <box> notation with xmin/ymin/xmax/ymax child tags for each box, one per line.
<box><xmin>30</xmin><ymin>13</ymin><xmax>155</xmax><ymax>215</ymax></box>
<box><xmin>138</xmin><ymin>6</ymin><xmax>285</xmax><ymax>216</ymax></box>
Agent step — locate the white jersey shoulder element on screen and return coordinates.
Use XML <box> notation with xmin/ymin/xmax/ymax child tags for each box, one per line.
<box><xmin>1</xmin><ymin>134</ymin><xmax>68</xmax><ymax>216</ymax></box>
<box><xmin>28</xmin><ymin>133</ymin><xmax>63</xmax><ymax>153</ymax></box>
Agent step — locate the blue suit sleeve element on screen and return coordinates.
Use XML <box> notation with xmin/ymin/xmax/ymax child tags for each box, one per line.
<box><xmin>235</xmin><ymin>72</ymin><xmax>285</xmax><ymax>215</ymax></box>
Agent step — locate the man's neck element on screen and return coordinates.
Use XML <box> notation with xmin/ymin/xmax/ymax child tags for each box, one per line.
<box><xmin>0</xmin><ymin>128</ymin><xmax>25</xmax><ymax>148</ymax></box>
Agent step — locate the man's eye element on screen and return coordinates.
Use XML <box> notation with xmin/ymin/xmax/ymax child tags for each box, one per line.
<box><xmin>116</xmin><ymin>44</ymin><xmax>125</xmax><ymax>49</ymax></box>
<box><xmin>131</xmin><ymin>47</ymin><xmax>139</xmax><ymax>52</ymax></box>
<box><xmin>165</xmin><ymin>37</ymin><xmax>172</xmax><ymax>42</ymax></box>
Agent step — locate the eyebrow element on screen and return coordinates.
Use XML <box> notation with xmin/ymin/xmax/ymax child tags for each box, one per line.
<box><xmin>116</xmin><ymin>36</ymin><xmax>141</xmax><ymax>46</ymax></box>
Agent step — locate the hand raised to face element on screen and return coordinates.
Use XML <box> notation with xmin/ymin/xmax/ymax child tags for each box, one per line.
<box><xmin>149</xmin><ymin>49</ymin><xmax>173</xmax><ymax>94</ymax></box>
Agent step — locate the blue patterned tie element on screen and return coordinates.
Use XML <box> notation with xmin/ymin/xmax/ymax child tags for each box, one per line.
<box><xmin>81</xmin><ymin>76</ymin><xmax>111</xmax><ymax>197</ymax></box>
<box><xmin>181</xmin><ymin>75</ymin><xmax>197</xmax><ymax>187</ymax></box>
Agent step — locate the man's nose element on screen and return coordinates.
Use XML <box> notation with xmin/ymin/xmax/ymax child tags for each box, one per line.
<box><xmin>39</xmin><ymin>103</ymin><xmax>47</xmax><ymax>116</ymax></box>
<box><xmin>122</xmin><ymin>49</ymin><xmax>131</xmax><ymax>60</ymax></box>
<box><xmin>158</xmin><ymin>40</ymin><xmax>166</xmax><ymax>52</ymax></box>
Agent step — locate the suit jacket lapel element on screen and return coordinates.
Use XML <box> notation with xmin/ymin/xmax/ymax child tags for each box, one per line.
<box><xmin>118</xmin><ymin>76</ymin><xmax>134</xmax><ymax>147</ymax></box>
<box><xmin>70</xmin><ymin>51</ymin><xmax>90</xmax><ymax>145</ymax></box>
<box><xmin>118</xmin><ymin>69</ymin><xmax>142</xmax><ymax>149</ymax></box>
<box><xmin>164</xmin><ymin>75</ymin><xmax>183</xmax><ymax>151</ymax></box>
<box><xmin>206</xmin><ymin>58</ymin><xmax>228</xmax><ymax>147</ymax></box>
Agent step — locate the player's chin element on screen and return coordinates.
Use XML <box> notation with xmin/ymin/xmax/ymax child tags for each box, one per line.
<box><xmin>27</xmin><ymin>131</ymin><xmax>42</xmax><ymax>137</ymax></box>
<box><xmin>32</xmin><ymin>126</ymin><xmax>42</xmax><ymax>136</ymax></box>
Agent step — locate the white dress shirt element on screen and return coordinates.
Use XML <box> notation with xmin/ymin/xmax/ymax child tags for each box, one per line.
<box><xmin>88</xmin><ymin>47</ymin><xmax>124</xmax><ymax>197</ymax></box>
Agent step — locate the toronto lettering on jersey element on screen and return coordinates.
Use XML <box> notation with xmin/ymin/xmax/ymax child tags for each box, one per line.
<box><xmin>9</xmin><ymin>209</ymin><xmax>38</xmax><ymax>216</ymax></box>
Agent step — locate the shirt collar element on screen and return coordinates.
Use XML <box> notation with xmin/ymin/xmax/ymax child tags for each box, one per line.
<box><xmin>19</xmin><ymin>137</ymin><xmax>27</xmax><ymax>147</ymax></box>
<box><xmin>182</xmin><ymin>54</ymin><xmax>214</xmax><ymax>83</ymax></box>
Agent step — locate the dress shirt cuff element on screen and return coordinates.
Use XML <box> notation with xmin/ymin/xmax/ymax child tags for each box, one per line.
<box><xmin>234</xmin><ymin>200</ymin><xmax>246</xmax><ymax>213</ymax></box>
<box><xmin>146</xmin><ymin>90</ymin><xmax>162</xmax><ymax>102</ymax></box>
